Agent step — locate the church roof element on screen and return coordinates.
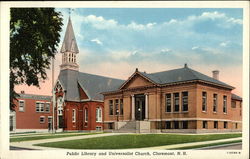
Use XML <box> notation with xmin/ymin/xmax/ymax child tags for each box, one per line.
<box><xmin>58</xmin><ymin>69</ymin><xmax>124</xmax><ymax>101</ymax></box>
<box><xmin>139</xmin><ymin>66</ymin><xmax>234</xmax><ymax>89</ymax></box>
<box><xmin>60</xmin><ymin>17</ymin><xmax>79</xmax><ymax>53</ymax></box>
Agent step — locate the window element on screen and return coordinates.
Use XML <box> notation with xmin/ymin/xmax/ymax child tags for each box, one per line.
<box><xmin>85</xmin><ymin>109</ymin><xmax>88</xmax><ymax>122</ymax></box>
<box><xmin>120</xmin><ymin>99</ymin><xmax>123</xmax><ymax>115</ymax></box>
<box><xmin>231</xmin><ymin>101</ymin><xmax>236</xmax><ymax>108</ymax></box>
<box><xmin>57</xmin><ymin>96</ymin><xmax>63</xmax><ymax>115</ymax></box>
<box><xmin>45</xmin><ymin>103</ymin><xmax>50</xmax><ymax>112</ymax></box>
<box><xmin>182</xmin><ymin>121</ymin><xmax>188</xmax><ymax>129</ymax></box>
<box><xmin>165</xmin><ymin>94</ymin><xmax>171</xmax><ymax>112</ymax></box>
<box><xmin>96</xmin><ymin>126</ymin><xmax>102</xmax><ymax>131</ymax></box>
<box><xmin>165</xmin><ymin>121</ymin><xmax>171</xmax><ymax>129</ymax></box>
<box><xmin>224</xmin><ymin>122</ymin><xmax>228</xmax><ymax>128</ymax></box>
<box><xmin>182</xmin><ymin>92</ymin><xmax>188</xmax><ymax>111</ymax></box>
<box><xmin>36</xmin><ymin>102</ymin><xmax>45</xmax><ymax>112</ymax></box>
<box><xmin>213</xmin><ymin>94</ymin><xmax>217</xmax><ymax>112</ymax></box>
<box><xmin>40</xmin><ymin>116</ymin><xmax>45</xmax><ymax>123</ymax></box>
<box><xmin>115</xmin><ymin>99</ymin><xmax>119</xmax><ymax>115</ymax></box>
<box><xmin>96</xmin><ymin>107</ymin><xmax>102</xmax><ymax>122</ymax></box>
<box><xmin>203</xmin><ymin>121</ymin><xmax>207</xmax><ymax>129</ymax></box>
<box><xmin>223</xmin><ymin>96</ymin><xmax>227</xmax><ymax>113</ymax></box>
<box><xmin>214</xmin><ymin>121</ymin><xmax>218</xmax><ymax>129</ymax></box>
<box><xmin>19</xmin><ymin>100</ymin><xmax>25</xmax><ymax>112</ymax></box>
<box><xmin>108</xmin><ymin>123</ymin><xmax>113</xmax><ymax>129</ymax></box>
<box><xmin>235</xmin><ymin>123</ymin><xmax>238</xmax><ymax>129</ymax></box>
<box><xmin>202</xmin><ymin>92</ymin><xmax>207</xmax><ymax>111</ymax></box>
<box><xmin>174</xmin><ymin>121</ymin><xmax>179</xmax><ymax>129</ymax></box>
<box><xmin>72</xmin><ymin>109</ymin><xmax>76</xmax><ymax>122</ymax></box>
<box><xmin>174</xmin><ymin>93</ymin><xmax>179</xmax><ymax>112</ymax></box>
<box><xmin>109</xmin><ymin>100</ymin><xmax>113</xmax><ymax>115</ymax></box>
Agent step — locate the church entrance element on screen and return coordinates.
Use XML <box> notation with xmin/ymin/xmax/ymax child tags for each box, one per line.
<box><xmin>135</xmin><ymin>94</ymin><xmax>145</xmax><ymax>121</ymax></box>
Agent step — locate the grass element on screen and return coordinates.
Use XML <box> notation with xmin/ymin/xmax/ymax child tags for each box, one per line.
<box><xmin>169</xmin><ymin>140</ymin><xmax>242</xmax><ymax>150</ymax></box>
<box><xmin>10</xmin><ymin>132</ymin><xmax>103</xmax><ymax>142</ymax></box>
<box><xmin>35</xmin><ymin>133</ymin><xmax>242</xmax><ymax>149</ymax></box>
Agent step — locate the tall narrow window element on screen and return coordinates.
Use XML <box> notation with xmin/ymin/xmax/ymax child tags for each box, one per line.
<box><xmin>96</xmin><ymin>107</ymin><xmax>102</xmax><ymax>122</ymax></box>
<box><xmin>85</xmin><ymin>108</ymin><xmax>88</xmax><ymax>122</ymax></box>
<box><xmin>182</xmin><ymin>121</ymin><xmax>188</xmax><ymax>129</ymax></box>
<box><xmin>120</xmin><ymin>99</ymin><xmax>123</xmax><ymax>115</ymax></box>
<box><xmin>214</xmin><ymin>121</ymin><xmax>218</xmax><ymax>129</ymax></box>
<box><xmin>213</xmin><ymin>94</ymin><xmax>217</xmax><ymax>112</ymax></box>
<box><xmin>19</xmin><ymin>100</ymin><xmax>25</xmax><ymax>112</ymax></box>
<box><xmin>36</xmin><ymin>102</ymin><xmax>40</xmax><ymax>112</ymax></box>
<box><xmin>165</xmin><ymin>94</ymin><xmax>171</xmax><ymax>112</ymax></box>
<box><xmin>203</xmin><ymin>121</ymin><xmax>207</xmax><ymax>129</ymax></box>
<box><xmin>202</xmin><ymin>92</ymin><xmax>207</xmax><ymax>111</ymax></box>
<box><xmin>174</xmin><ymin>93</ymin><xmax>179</xmax><ymax>112</ymax></box>
<box><xmin>166</xmin><ymin>121</ymin><xmax>171</xmax><ymax>129</ymax></box>
<box><xmin>45</xmin><ymin>103</ymin><xmax>50</xmax><ymax>113</ymax></box>
<box><xmin>40</xmin><ymin>103</ymin><xmax>44</xmax><ymax>112</ymax></box>
<box><xmin>72</xmin><ymin>109</ymin><xmax>76</xmax><ymax>122</ymax></box>
<box><xmin>223</xmin><ymin>96</ymin><xmax>227</xmax><ymax>113</ymax></box>
<box><xmin>224</xmin><ymin>121</ymin><xmax>228</xmax><ymax>128</ymax></box>
<box><xmin>115</xmin><ymin>99</ymin><xmax>119</xmax><ymax>115</ymax></box>
<box><xmin>174</xmin><ymin>121</ymin><xmax>179</xmax><ymax>129</ymax></box>
<box><xmin>109</xmin><ymin>100</ymin><xmax>113</xmax><ymax>115</ymax></box>
<box><xmin>182</xmin><ymin>92</ymin><xmax>188</xmax><ymax>111</ymax></box>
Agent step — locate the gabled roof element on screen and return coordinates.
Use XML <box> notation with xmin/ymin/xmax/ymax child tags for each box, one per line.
<box><xmin>231</xmin><ymin>93</ymin><xmax>242</xmax><ymax>101</ymax></box>
<box><xmin>60</xmin><ymin>17</ymin><xmax>79</xmax><ymax>53</ymax></box>
<box><xmin>139</xmin><ymin>66</ymin><xmax>234</xmax><ymax>89</ymax></box>
<box><xmin>58</xmin><ymin>69</ymin><xmax>124</xmax><ymax>101</ymax></box>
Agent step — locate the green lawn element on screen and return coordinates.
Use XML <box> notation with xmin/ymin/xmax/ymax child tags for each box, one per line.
<box><xmin>169</xmin><ymin>139</ymin><xmax>242</xmax><ymax>150</ymax></box>
<box><xmin>35</xmin><ymin>133</ymin><xmax>242</xmax><ymax>149</ymax></box>
<box><xmin>10</xmin><ymin>132</ymin><xmax>103</xmax><ymax>142</ymax></box>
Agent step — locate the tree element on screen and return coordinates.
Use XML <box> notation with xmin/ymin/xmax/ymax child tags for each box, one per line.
<box><xmin>10</xmin><ymin>8</ymin><xmax>63</xmax><ymax>110</ymax></box>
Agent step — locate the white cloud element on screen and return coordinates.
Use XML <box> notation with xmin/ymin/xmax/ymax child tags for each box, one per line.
<box><xmin>161</xmin><ymin>48</ymin><xmax>172</xmax><ymax>53</ymax></box>
<box><xmin>191</xmin><ymin>46</ymin><xmax>199</xmax><ymax>50</ymax></box>
<box><xmin>91</xmin><ymin>38</ymin><xmax>103</xmax><ymax>45</ymax></box>
<box><xmin>201</xmin><ymin>11</ymin><xmax>226</xmax><ymax>20</ymax></box>
<box><xmin>220</xmin><ymin>41</ymin><xmax>230</xmax><ymax>47</ymax></box>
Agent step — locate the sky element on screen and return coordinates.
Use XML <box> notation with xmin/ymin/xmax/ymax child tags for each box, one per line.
<box><xmin>15</xmin><ymin>8</ymin><xmax>243</xmax><ymax>96</ymax></box>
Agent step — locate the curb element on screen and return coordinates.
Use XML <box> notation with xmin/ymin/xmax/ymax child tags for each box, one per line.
<box><xmin>193</xmin><ymin>142</ymin><xmax>242</xmax><ymax>150</ymax></box>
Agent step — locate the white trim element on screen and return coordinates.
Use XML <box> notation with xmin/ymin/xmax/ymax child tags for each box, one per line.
<box><xmin>72</xmin><ymin>109</ymin><xmax>76</xmax><ymax>123</ymax></box>
<box><xmin>53</xmin><ymin>79</ymin><xmax>65</xmax><ymax>92</ymax></box>
<box><xmin>18</xmin><ymin>100</ymin><xmax>25</xmax><ymax>112</ymax></box>
<box><xmin>39</xmin><ymin>116</ymin><xmax>45</xmax><ymax>123</ymax></box>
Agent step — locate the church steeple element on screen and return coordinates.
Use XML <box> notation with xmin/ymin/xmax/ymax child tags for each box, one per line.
<box><xmin>60</xmin><ymin>17</ymin><xmax>79</xmax><ymax>71</ymax></box>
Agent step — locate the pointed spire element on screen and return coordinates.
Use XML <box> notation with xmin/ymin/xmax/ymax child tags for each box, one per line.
<box><xmin>60</xmin><ymin>17</ymin><xmax>79</xmax><ymax>53</ymax></box>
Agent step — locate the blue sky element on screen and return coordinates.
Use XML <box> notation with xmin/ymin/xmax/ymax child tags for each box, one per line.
<box><xmin>16</xmin><ymin>8</ymin><xmax>243</xmax><ymax>96</ymax></box>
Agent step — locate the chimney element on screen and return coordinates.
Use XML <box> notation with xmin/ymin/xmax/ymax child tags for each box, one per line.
<box><xmin>21</xmin><ymin>91</ymin><xmax>25</xmax><ymax>94</ymax></box>
<box><xmin>184</xmin><ymin>63</ymin><xmax>188</xmax><ymax>68</ymax></box>
<box><xmin>212</xmin><ymin>70</ymin><xmax>219</xmax><ymax>80</ymax></box>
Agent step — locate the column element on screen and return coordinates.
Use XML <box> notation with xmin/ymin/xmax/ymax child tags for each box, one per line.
<box><xmin>131</xmin><ymin>95</ymin><xmax>135</xmax><ymax>120</ymax></box>
<box><xmin>145</xmin><ymin>93</ymin><xmax>148</xmax><ymax>120</ymax></box>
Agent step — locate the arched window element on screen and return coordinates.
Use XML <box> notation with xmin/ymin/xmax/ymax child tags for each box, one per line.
<box><xmin>96</xmin><ymin>107</ymin><xmax>102</xmax><ymax>122</ymax></box>
<box><xmin>85</xmin><ymin>108</ymin><xmax>88</xmax><ymax>122</ymax></box>
<box><xmin>57</xmin><ymin>96</ymin><xmax>63</xmax><ymax>115</ymax></box>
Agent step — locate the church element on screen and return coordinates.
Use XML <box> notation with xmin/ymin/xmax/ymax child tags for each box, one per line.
<box><xmin>53</xmin><ymin>17</ymin><xmax>242</xmax><ymax>133</ymax></box>
<box><xmin>53</xmin><ymin>17</ymin><xmax>124</xmax><ymax>131</ymax></box>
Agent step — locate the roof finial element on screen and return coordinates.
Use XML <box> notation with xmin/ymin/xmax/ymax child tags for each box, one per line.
<box><xmin>135</xmin><ymin>68</ymin><xmax>138</xmax><ymax>72</ymax></box>
<box><xmin>184</xmin><ymin>63</ymin><xmax>188</xmax><ymax>68</ymax></box>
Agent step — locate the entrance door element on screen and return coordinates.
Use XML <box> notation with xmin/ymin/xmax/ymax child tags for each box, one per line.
<box><xmin>58</xmin><ymin>115</ymin><xmax>64</xmax><ymax>128</ymax></box>
<box><xmin>135</xmin><ymin>94</ymin><xmax>145</xmax><ymax>120</ymax></box>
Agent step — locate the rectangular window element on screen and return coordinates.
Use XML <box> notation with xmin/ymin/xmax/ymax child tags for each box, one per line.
<box><xmin>165</xmin><ymin>121</ymin><xmax>171</xmax><ymax>129</ymax></box>
<box><xmin>214</xmin><ymin>121</ymin><xmax>218</xmax><ymax>129</ymax></box>
<box><xmin>182</xmin><ymin>92</ymin><xmax>188</xmax><ymax>111</ymax></box>
<box><xmin>72</xmin><ymin>109</ymin><xmax>76</xmax><ymax>122</ymax></box>
<box><xmin>85</xmin><ymin>109</ymin><xmax>88</xmax><ymax>122</ymax></box>
<box><xmin>165</xmin><ymin>94</ymin><xmax>171</xmax><ymax>112</ymax></box>
<box><xmin>202</xmin><ymin>92</ymin><xmax>207</xmax><ymax>111</ymax></box>
<box><xmin>203</xmin><ymin>121</ymin><xmax>207</xmax><ymax>129</ymax></box>
<box><xmin>224</xmin><ymin>122</ymin><xmax>228</xmax><ymax>128</ymax></box>
<box><xmin>108</xmin><ymin>123</ymin><xmax>113</xmax><ymax>129</ymax></box>
<box><xmin>120</xmin><ymin>99</ymin><xmax>123</xmax><ymax>115</ymax></box>
<box><xmin>213</xmin><ymin>94</ymin><xmax>217</xmax><ymax>112</ymax></box>
<box><xmin>40</xmin><ymin>116</ymin><xmax>45</xmax><ymax>123</ymax></box>
<box><xmin>19</xmin><ymin>100</ymin><xmax>25</xmax><ymax>112</ymax></box>
<box><xmin>223</xmin><ymin>96</ymin><xmax>227</xmax><ymax>113</ymax></box>
<box><xmin>174</xmin><ymin>121</ymin><xmax>179</xmax><ymax>129</ymax></box>
<box><xmin>109</xmin><ymin>100</ymin><xmax>113</xmax><ymax>115</ymax></box>
<box><xmin>235</xmin><ymin>123</ymin><xmax>238</xmax><ymax>129</ymax></box>
<box><xmin>115</xmin><ymin>99</ymin><xmax>119</xmax><ymax>115</ymax></box>
<box><xmin>182</xmin><ymin>121</ymin><xmax>188</xmax><ymax>129</ymax></box>
<box><xmin>96</xmin><ymin>126</ymin><xmax>102</xmax><ymax>131</ymax></box>
<box><xmin>96</xmin><ymin>107</ymin><xmax>102</xmax><ymax>122</ymax></box>
<box><xmin>36</xmin><ymin>102</ymin><xmax>40</xmax><ymax>112</ymax></box>
<box><xmin>45</xmin><ymin>103</ymin><xmax>50</xmax><ymax>112</ymax></box>
<box><xmin>40</xmin><ymin>103</ymin><xmax>44</xmax><ymax>112</ymax></box>
<box><xmin>174</xmin><ymin>93</ymin><xmax>179</xmax><ymax>112</ymax></box>
<box><xmin>231</xmin><ymin>101</ymin><xmax>236</xmax><ymax>108</ymax></box>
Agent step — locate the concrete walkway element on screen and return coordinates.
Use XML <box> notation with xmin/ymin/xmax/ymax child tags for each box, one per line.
<box><xmin>139</xmin><ymin>137</ymin><xmax>242</xmax><ymax>150</ymax></box>
<box><xmin>10</xmin><ymin>133</ymin><xmax>242</xmax><ymax>150</ymax></box>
